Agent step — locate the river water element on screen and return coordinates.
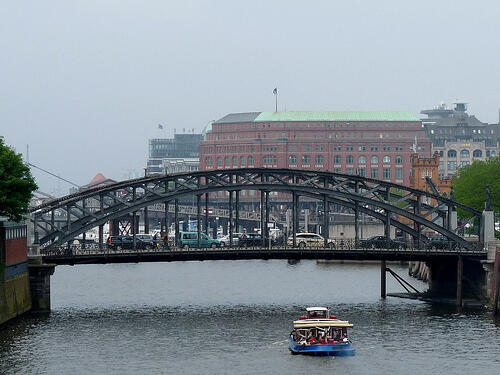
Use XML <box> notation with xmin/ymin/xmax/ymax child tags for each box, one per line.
<box><xmin>1</xmin><ymin>260</ymin><xmax>499</xmax><ymax>374</ymax></box>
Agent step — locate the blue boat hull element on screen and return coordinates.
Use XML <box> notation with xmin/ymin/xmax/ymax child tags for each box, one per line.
<box><xmin>289</xmin><ymin>336</ymin><xmax>355</xmax><ymax>356</ymax></box>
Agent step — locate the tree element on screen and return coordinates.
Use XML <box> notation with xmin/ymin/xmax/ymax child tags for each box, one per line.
<box><xmin>0</xmin><ymin>137</ymin><xmax>38</xmax><ymax>221</ymax></box>
<box><xmin>452</xmin><ymin>157</ymin><xmax>500</xmax><ymax>217</ymax></box>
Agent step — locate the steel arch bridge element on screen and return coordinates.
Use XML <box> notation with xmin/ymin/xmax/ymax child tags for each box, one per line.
<box><xmin>30</xmin><ymin>168</ymin><xmax>483</xmax><ymax>250</ymax></box>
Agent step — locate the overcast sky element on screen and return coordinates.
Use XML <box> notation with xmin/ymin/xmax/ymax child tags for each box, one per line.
<box><xmin>1</xmin><ymin>0</ymin><xmax>499</xmax><ymax>195</ymax></box>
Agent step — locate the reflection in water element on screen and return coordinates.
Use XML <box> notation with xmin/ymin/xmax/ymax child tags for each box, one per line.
<box><xmin>1</xmin><ymin>260</ymin><xmax>499</xmax><ymax>374</ymax></box>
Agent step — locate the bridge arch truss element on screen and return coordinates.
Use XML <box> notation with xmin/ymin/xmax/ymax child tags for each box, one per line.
<box><xmin>30</xmin><ymin>168</ymin><xmax>482</xmax><ymax>250</ymax></box>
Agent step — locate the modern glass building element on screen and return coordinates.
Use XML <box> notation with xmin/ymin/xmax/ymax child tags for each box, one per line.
<box><xmin>146</xmin><ymin>133</ymin><xmax>203</xmax><ymax>175</ymax></box>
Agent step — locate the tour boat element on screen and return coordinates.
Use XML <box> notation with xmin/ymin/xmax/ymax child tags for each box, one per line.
<box><xmin>289</xmin><ymin>307</ymin><xmax>355</xmax><ymax>356</ymax></box>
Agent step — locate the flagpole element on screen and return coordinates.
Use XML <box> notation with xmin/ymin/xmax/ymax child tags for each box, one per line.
<box><xmin>273</xmin><ymin>87</ymin><xmax>278</xmax><ymax>112</ymax></box>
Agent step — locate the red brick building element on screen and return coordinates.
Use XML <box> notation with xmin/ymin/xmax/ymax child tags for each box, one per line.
<box><xmin>200</xmin><ymin>111</ymin><xmax>431</xmax><ymax>188</ymax></box>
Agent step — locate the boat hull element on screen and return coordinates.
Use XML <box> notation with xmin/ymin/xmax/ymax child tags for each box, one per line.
<box><xmin>289</xmin><ymin>337</ymin><xmax>355</xmax><ymax>356</ymax></box>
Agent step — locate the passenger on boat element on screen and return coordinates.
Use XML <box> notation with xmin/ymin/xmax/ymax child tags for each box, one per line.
<box><xmin>319</xmin><ymin>334</ymin><xmax>326</xmax><ymax>344</ymax></box>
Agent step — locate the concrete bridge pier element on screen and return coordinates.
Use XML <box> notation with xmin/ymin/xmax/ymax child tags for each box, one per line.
<box><xmin>427</xmin><ymin>257</ymin><xmax>486</xmax><ymax>303</ymax></box>
<box><xmin>381</xmin><ymin>260</ymin><xmax>387</xmax><ymax>298</ymax></box>
<box><xmin>481</xmin><ymin>240</ymin><xmax>500</xmax><ymax>307</ymax></box>
<box><xmin>28</xmin><ymin>258</ymin><xmax>55</xmax><ymax>313</ymax></box>
<box><xmin>456</xmin><ymin>257</ymin><xmax>463</xmax><ymax>306</ymax></box>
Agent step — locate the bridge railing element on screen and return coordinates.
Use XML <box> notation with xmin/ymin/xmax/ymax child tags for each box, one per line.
<box><xmin>38</xmin><ymin>239</ymin><xmax>487</xmax><ymax>257</ymax></box>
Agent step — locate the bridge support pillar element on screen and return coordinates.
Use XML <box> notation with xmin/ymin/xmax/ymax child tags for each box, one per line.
<box><xmin>456</xmin><ymin>257</ymin><xmax>463</xmax><ymax>307</ymax></box>
<box><xmin>174</xmin><ymin>199</ymin><xmax>179</xmax><ymax>247</ymax></box>
<box><xmin>260</xmin><ymin>190</ymin><xmax>265</xmax><ymax>246</ymax></box>
<box><xmin>213</xmin><ymin>217</ymin><xmax>218</xmax><ymax>239</ymax></box>
<box><xmin>132</xmin><ymin>211</ymin><xmax>137</xmax><ymax>249</ymax></box>
<box><xmin>99</xmin><ymin>195</ymin><xmax>104</xmax><ymax>249</ymax></box>
<box><xmin>144</xmin><ymin>206</ymin><xmax>149</xmax><ymax>235</ymax></box>
<box><xmin>166</xmin><ymin>201</ymin><xmax>170</xmax><ymax>239</ymax></box>
<box><xmin>28</xmin><ymin>259</ymin><xmax>55</xmax><ymax>313</ymax></box>
<box><xmin>481</xmin><ymin>210</ymin><xmax>495</xmax><ymax>244</ymax></box>
<box><xmin>229</xmin><ymin>191</ymin><xmax>233</xmax><ymax>246</ymax></box>
<box><xmin>354</xmin><ymin>183</ymin><xmax>359</xmax><ymax>246</ymax></box>
<box><xmin>323</xmin><ymin>195</ymin><xmax>329</xmax><ymax>247</ymax></box>
<box><xmin>205</xmin><ymin>194</ymin><xmax>209</xmax><ymax>235</ymax></box>
<box><xmin>66</xmin><ymin>204</ymin><xmax>71</xmax><ymax>251</ymax></box>
<box><xmin>265</xmin><ymin>191</ymin><xmax>270</xmax><ymax>246</ymax></box>
<box><xmin>381</xmin><ymin>260</ymin><xmax>387</xmax><ymax>298</ymax></box>
<box><xmin>292</xmin><ymin>192</ymin><xmax>298</xmax><ymax>247</ymax></box>
<box><xmin>448</xmin><ymin>209</ymin><xmax>457</xmax><ymax>233</ymax></box>
<box><xmin>235</xmin><ymin>191</ymin><xmax>240</xmax><ymax>234</ymax></box>
<box><xmin>197</xmin><ymin>194</ymin><xmax>201</xmax><ymax>248</ymax></box>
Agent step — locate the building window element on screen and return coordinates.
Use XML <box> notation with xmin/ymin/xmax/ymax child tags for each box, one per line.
<box><xmin>334</xmin><ymin>155</ymin><xmax>342</xmax><ymax>164</ymax></box>
<box><xmin>461</xmin><ymin>161</ymin><xmax>470</xmax><ymax>167</ymax></box>
<box><xmin>460</xmin><ymin>149</ymin><xmax>470</xmax><ymax>159</ymax></box>
<box><xmin>346</xmin><ymin>168</ymin><xmax>354</xmax><ymax>175</ymax></box>
<box><xmin>448</xmin><ymin>150</ymin><xmax>457</xmax><ymax>158</ymax></box>
<box><xmin>217</xmin><ymin>157</ymin><xmax>222</xmax><ymax>166</ymax></box>
<box><xmin>383</xmin><ymin>168</ymin><xmax>391</xmax><ymax>179</ymax></box>
<box><xmin>225</xmin><ymin>157</ymin><xmax>230</xmax><ymax>165</ymax></box>
<box><xmin>395</xmin><ymin>168</ymin><xmax>403</xmax><ymax>179</ymax></box>
<box><xmin>358</xmin><ymin>168</ymin><xmax>366</xmax><ymax>177</ymax></box>
<box><xmin>421</xmin><ymin>169</ymin><xmax>432</xmax><ymax>178</ymax></box>
<box><xmin>371</xmin><ymin>156</ymin><xmax>379</xmax><ymax>165</ymax></box>
<box><xmin>289</xmin><ymin>155</ymin><xmax>297</xmax><ymax>164</ymax></box>
<box><xmin>240</xmin><ymin>156</ymin><xmax>246</xmax><ymax>165</ymax></box>
<box><xmin>232</xmin><ymin>156</ymin><xmax>238</xmax><ymax>165</ymax></box>
<box><xmin>206</xmin><ymin>157</ymin><xmax>212</xmax><ymax>166</ymax></box>
<box><xmin>395</xmin><ymin>156</ymin><xmax>403</xmax><ymax>164</ymax></box>
<box><xmin>358</xmin><ymin>156</ymin><xmax>366</xmax><ymax>164</ymax></box>
<box><xmin>447</xmin><ymin>161</ymin><xmax>457</xmax><ymax>171</ymax></box>
<box><xmin>371</xmin><ymin>168</ymin><xmax>379</xmax><ymax>179</ymax></box>
<box><xmin>346</xmin><ymin>155</ymin><xmax>354</xmax><ymax>164</ymax></box>
<box><xmin>302</xmin><ymin>155</ymin><xmax>311</xmax><ymax>165</ymax></box>
<box><xmin>248</xmin><ymin>156</ymin><xmax>254</xmax><ymax>166</ymax></box>
<box><xmin>473</xmin><ymin>150</ymin><xmax>482</xmax><ymax>158</ymax></box>
<box><xmin>263</xmin><ymin>155</ymin><xmax>277</xmax><ymax>165</ymax></box>
<box><xmin>439</xmin><ymin>161</ymin><xmax>444</xmax><ymax>171</ymax></box>
<box><xmin>383</xmin><ymin>155</ymin><xmax>391</xmax><ymax>164</ymax></box>
<box><xmin>315</xmin><ymin>155</ymin><xmax>324</xmax><ymax>164</ymax></box>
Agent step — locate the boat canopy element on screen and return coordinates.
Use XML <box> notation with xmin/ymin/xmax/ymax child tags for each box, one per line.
<box><xmin>293</xmin><ymin>320</ymin><xmax>353</xmax><ymax>329</ymax></box>
<box><xmin>306</xmin><ymin>307</ymin><xmax>328</xmax><ymax>312</ymax></box>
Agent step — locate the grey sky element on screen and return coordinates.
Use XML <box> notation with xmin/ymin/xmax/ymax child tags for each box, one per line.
<box><xmin>1</xmin><ymin>0</ymin><xmax>499</xmax><ymax>194</ymax></box>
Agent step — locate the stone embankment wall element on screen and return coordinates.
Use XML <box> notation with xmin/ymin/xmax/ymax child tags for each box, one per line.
<box><xmin>0</xmin><ymin>221</ymin><xmax>32</xmax><ymax>326</ymax></box>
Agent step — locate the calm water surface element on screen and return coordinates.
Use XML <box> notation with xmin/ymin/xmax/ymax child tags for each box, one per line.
<box><xmin>1</xmin><ymin>260</ymin><xmax>499</xmax><ymax>374</ymax></box>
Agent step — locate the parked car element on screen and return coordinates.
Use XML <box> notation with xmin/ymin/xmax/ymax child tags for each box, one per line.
<box><xmin>219</xmin><ymin>233</ymin><xmax>243</xmax><ymax>247</ymax></box>
<box><xmin>106</xmin><ymin>235</ymin><xmax>133</xmax><ymax>250</ymax></box>
<box><xmin>425</xmin><ymin>237</ymin><xmax>458</xmax><ymax>250</ymax></box>
<box><xmin>136</xmin><ymin>234</ymin><xmax>156</xmax><ymax>250</ymax></box>
<box><xmin>239</xmin><ymin>233</ymin><xmax>265</xmax><ymax>247</ymax></box>
<box><xmin>287</xmin><ymin>233</ymin><xmax>335</xmax><ymax>249</ymax></box>
<box><xmin>178</xmin><ymin>231</ymin><xmax>220</xmax><ymax>249</ymax></box>
<box><xmin>358</xmin><ymin>236</ymin><xmax>406</xmax><ymax>249</ymax></box>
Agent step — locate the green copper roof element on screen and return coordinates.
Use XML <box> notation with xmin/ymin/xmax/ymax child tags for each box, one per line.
<box><xmin>254</xmin><ymin>111</ymin><xmax>419</xmax><ymax>122</ymax></box>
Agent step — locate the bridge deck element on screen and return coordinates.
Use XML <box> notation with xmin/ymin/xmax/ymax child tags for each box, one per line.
<box><xmin>37</xmin><ymin>247</ymin><xmax>487</xmax><ymax>265</ymax></box>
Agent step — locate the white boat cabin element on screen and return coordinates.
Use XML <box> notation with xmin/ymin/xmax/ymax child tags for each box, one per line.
<box><xmin>304</xmin><ymin>307</ymin><xmax>332</xmax><ymax>319</ymax></box>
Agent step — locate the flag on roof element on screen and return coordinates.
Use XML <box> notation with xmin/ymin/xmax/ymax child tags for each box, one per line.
<box><xmin>158</xmin><ymin>124</ymin><xmax>163</xmax><ymax>129</ymax></box>
<box><xmin>273</xmin><ymin>88</ymin><xmax>277</xmax><ymax>95</ymax></box>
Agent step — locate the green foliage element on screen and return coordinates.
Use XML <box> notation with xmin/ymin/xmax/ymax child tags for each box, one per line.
<box><xmin>452</xmin><ymin>157</ymin><xmax>500</xmax><ymax>218</ymax></box>
<box><xmin>0</xmin><ymin>137</ymin><xmax>38</xmax><ymax>221</ymax></box>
